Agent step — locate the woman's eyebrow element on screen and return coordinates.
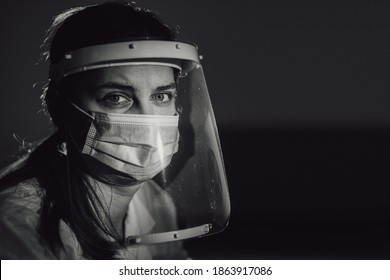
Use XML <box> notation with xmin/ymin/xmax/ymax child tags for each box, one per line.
<box><xmin>155</xmin><ymin>83</ymin><xmax>176</xmax><ymax>91</ymax></box>
<box><xmin>90</xmin><ymin>82</ymin><xmax>176</xmax><ymax>92</ymax></box>
<box><xmin>91</xmin><ymin>82</ymin><xmax>136</xmax><ymax>91</ymax></box>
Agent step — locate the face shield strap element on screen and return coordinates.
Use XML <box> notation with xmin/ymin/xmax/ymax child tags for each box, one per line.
<box><xmin>125</xmin><ymin>223</ymin><xmax>212</xmax><ymax>246</ymax></box>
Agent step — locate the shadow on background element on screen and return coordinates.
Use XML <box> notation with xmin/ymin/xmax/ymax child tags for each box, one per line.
<box><xmin>185</xmin><ymin>126</ymin><xmax>390</xmax><ymax>259</ymax></box>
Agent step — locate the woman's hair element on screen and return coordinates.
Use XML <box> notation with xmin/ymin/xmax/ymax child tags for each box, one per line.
<box><xmin>0</xmin><ymin>1</ymin><xmax>177</xmax><ymax>259</ymax></box>
<box><xmin>44</xmin><ymin>1</ymin><xmax>177</xmax><ymax>128</ymax></box>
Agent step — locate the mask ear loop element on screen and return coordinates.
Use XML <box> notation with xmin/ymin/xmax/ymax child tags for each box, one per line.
<box><xmin>56</xmin><ymin>99</ymin><xmax>94</xmax><ymax>156</ymax></box>
<box><xmin>61</xmin><ymin>99</ymin><xmax>86</xmax><ymax>221</ymax></box>
<box><xmin>63</xmin><ymin>124</ymin><xmax>76</xmax><ymax>224</ymax></box>
<box><xmin>61</xmin><ymin>93</ymin><xmax>95</xmax><ymax>120</ymax></box>
<box><xmin>69</xmin><ymin>101</ymin><xmax>95</xmax><ymax>120</ymax></box>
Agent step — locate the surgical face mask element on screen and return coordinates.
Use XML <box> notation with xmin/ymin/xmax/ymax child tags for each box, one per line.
<box><xmin>68</xmin><ymin>103</ymin><xmax>180</xmax><ymax>182</ymax></box>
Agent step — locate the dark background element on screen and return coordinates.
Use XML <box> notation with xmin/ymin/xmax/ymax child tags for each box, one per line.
<box><xmin>1</xmin><ymin>1</ymin><xmax>390</xmax><ymax>259</ymax></box>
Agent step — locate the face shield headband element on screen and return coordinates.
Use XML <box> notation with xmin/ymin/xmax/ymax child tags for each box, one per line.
<box><xmin>49</xmin><ymin>40</ymin><xmax>201</xmax><ymax>83</ymax></box>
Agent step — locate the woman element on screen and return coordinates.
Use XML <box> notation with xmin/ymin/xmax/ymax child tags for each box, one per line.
<box><xmin>0</xmin><ymin>2</ymin><xmax>230</xmax><ymax>259</ymax></box>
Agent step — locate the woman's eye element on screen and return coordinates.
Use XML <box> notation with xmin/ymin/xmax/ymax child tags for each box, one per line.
<box><xmin>101</xmin><ymin>93</ymin><xmax>133</xmax><ymax>108</ymax></box>
<box><xmin>150</xmin><ymin>93</ymin><xmax>174</xmax><ymax>104</ymax></box>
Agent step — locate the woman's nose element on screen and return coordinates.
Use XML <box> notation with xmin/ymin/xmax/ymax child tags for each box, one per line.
<box><xmin>138</xmin><ymin>100</ymin><xmax>155</xmax><ymax>115</ymax></box>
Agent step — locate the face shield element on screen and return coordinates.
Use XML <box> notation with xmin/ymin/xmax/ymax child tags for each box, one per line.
<box><xmin>50</xmin><ymin>40</ymin><xmax>230</xmax><ymax>246</ymax></box>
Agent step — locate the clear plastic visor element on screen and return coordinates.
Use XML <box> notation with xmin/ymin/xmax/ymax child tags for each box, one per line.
<box><xmin>125</xmin><ymin>65</ymin><xmax>231</xmax><ymax>246</ymax></box>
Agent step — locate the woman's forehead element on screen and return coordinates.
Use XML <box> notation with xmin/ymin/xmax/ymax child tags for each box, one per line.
<box><xmin>85</xmin><ymin>65</ymin><xmax>175</xmax><ymax>85</ymax></box>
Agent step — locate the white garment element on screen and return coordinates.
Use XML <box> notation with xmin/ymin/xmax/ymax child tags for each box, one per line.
<box><xmin>0</xmin><ymin>178</ymin><xmax>187</xmax><ymax>259</ymax></box>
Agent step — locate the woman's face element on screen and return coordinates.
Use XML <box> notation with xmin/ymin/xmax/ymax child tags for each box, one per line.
<box><xmin>69</xmin><ymin>65</ymin><xmax>177</xmax><ymax>116</ymax></box>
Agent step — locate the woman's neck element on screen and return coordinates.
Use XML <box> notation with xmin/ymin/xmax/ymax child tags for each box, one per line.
<box><xmin>86</xmin><ymin>175</ymin><xmax>143</xmax><ymax>239</ymax></box>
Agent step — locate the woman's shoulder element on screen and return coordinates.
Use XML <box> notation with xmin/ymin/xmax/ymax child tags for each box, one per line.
<box><xmin>0</xmin><ymin>177</ymin><xmax>44</xmax><ymax>230</ymax></box>
<box><xmin>0</xmin><ymin>178</ymin><xmax>55</xmax><ymax>259</ymax></box>
<box><xmin>0</xmin><ymin>178</ymin><xmax>85</xmax><ymax>260</ymax></box>
<box><xmin>0</xmin><ymin>177</ymin><xmax>44</xmax><ymax>212</ymax></box>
